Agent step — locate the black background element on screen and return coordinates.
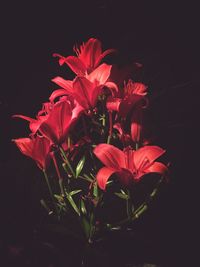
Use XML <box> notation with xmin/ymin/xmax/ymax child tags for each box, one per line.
<box><xmin>0</xmin><ymin>1</ymin><xmax>199</xmax><ymax>266</ymax></box>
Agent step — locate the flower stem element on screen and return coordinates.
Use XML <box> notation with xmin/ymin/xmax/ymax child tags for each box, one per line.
<box><xmin>59</xmin><ymin>146</ymin><xmax>76</xmax><ymax>178</ymax></box>
<box><xmin>107</xmin><ymin>112</ymin><xmax>113</xmax><ymax>144</ymax></box>
<box><xmin>135</xmin><ymin>143</ymin><xmax>139</xmax><ymax>150</ymax></box>
<box><xmin>43</xmin><ymin>170</ymin><xmax>59</xmax><ymax>217</ymax></box>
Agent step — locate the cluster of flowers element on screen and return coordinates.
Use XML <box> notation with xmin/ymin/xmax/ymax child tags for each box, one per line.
<box><xmin>13</xmin><ymin>38</ymin><xmax>168</xmax><ymax>242</ymax></box>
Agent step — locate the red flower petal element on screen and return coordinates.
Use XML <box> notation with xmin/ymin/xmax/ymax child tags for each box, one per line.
<box><xmin>39</xmin><ymin>100</ymin><xmax>73</xmax><ymax>144</ymax></box>
<box><xmin>134</xmin><ymin>146</ymin><xmax>166</xmax><ymax>171</ymax></box>
<box><xmin>73</xmin><ymin>76</ymin><xmax>101</xmax><ymax>109</ymax></box>
<box><xmin>145</xmin><ymin>161</ymin><xmax>168</xmax><ymax>176</ymax></box>
<box><xmin>87</xmin><ymin>63</ymin><xmax>111</xmax><ymax>84</ymax></box>
<box><xmin>78</xmin><ymin>38</ymin><xmax>102</xmax><ymax>70</ymax></box>
<box><xmin>13</xmin><ymin>136</ymin><xmax>51</xmax><ymax>170</ymax></box>
<box><xmin>52</xmin><ymin>77</ymin><xmax>73</xmax><ymax>93</ymax></box>
<box><xmin>96</xmin><ymin>167</ymin><xmax>117</xmax><ymax>190</ymax></box>
<box><xmin>63</xmin><ymin>56</ymin><xmax>86</xmax><ymax>75</ymax></box>
<box><xmin>106</xmin><ymin>97</ymin><xmax>121</xmax><ymax>112</ymax></box>
<box><xmin>94</xmin><ymin>143</ymin><xmax>126</xmax><ymax>170</ymax></box>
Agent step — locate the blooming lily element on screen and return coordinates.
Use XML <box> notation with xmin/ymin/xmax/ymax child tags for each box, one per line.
<box><xmin>94</xmin><ymin>144</ymin><xmax>168</xmax><ymax>190</ymax></box>
<box><xmin>39</xmin><ymin>99</ymin><xmax>83</xmax><ymax>145</ymax></box>
<box><xmin>106</xmin><ymin>79</ymin><xmax>147</xmax><ymax>117</ymax></box>
<box><xmin>51</xmin><ymin>63</ymin><xmax>117</xmax><ymax>110</ymax></box>
<box><xmin>12</xmin><ymin>135</ymin><xmax>51</xmax><ymax>171</ymax></box>
<box><xmin>106</xmin><ymin>80</ymin><xmax>148</xmax><ymax>142</ymax></box>
<box><xmin>53</xmin><ymin>37</ymin><xmax>116</xmax><ymax>75</ymax></box>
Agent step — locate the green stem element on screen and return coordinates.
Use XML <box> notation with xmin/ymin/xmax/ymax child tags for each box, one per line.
<box><xmin>107</xmin><ymin>135</ymin><xmax>111</xmax><ymax>144</ymax></box>
<box><xmin>43</xmin><ymin>170</ymin><xmax>59</xmax><ymax>217</ymax></box>
<box><xmin>107</xmin><ymin>112</ymin><xmax>113</xmax><ymax>144</ymax></box>
<box><xmin>59</xmin><ymin>146</ymin><xmax>76</xmax><ymax>178</ymax></box>
<box><xmin>135</xmin><ymin>142</ymin><xmax>139</xmax><ymax>150</ymax></box>
<box><xmin>108</xmin><ymin>176</ymin><xmax>165</xmax><ymax>229</ymax></box>
<box><xmin>59</xmin><ymin>179</ymin><xmax>65</xmax><ymax>196</ymax></box>
<box><xmin>43</xmin><ymin>170</ymin><xmax>54</xmax><ymax>198</ymax></box>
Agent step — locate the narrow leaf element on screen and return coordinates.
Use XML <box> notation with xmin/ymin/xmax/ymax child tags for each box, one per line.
<box><xmin>80</xmin><ymin>199</ymin><xmax>87</xmax><ymax>215</ymax></box>
<box><xmin>82</xmin><ymin>174</ymin><xmax>93</xmax><ymax>182</ymax></box>
<box><xmin>76</xmin><ymin>156</ymin><xmax>86</xmax><ymax>178</ymax></box>
<box><xmin>115</xmin><ymin>192</ymin><xmax>129</xmax><ymax>200</ymax></box>
<box><xmin>82</xmin><ymin>216</ymin><xmax>90</xmax><ymax>239</ymax></box>
<box><xmin>66</xmin><ymin>193</ymin><xmax>80</xmax><ymax>216</ymax></box>
<box><xmin>93</xmin><ymin>181</ymin><xmax>98</xmax><ymax>197</ymax></box>
<box><xmin>69</xmin><ymin>189</ymin><xmax>82</xmax><ymax>196</ymax></box>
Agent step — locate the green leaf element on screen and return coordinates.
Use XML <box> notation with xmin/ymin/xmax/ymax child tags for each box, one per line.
<box><xmin>114</xmin><ymin>192</ymin><xmax>130</xmax><ymax>200</ymax></box>
<box><xmin>81</xmin><ymin>216</ymin><xmax>90</xmax><ymax>239</ymax></box>
<box><xmin>54</xmin><ymin>194</ymin><xmax>64</xmax><ymax>202</ymax></box>
<box><xmin>82</xmin><ymin>174</ymin><xmax>93</xmax><ymax>182</ymax></box>
<box><xmin>76</xmin><ymin>156</ymin><xmax>86</xmax><ymax>178</ymax></box>
<box><xmin>93</xmin><ymin>181</ymin><xmax>98</xmax><ymax>197</ymax></box>
<box><xmin>69</xmin><ymin>189</ymin><xmax>82</xmax><ymax>196</ymax></box>
<box><xmin>66</xmin><ymin>193</ymin><xmax>80</xmax><ymax>216</ymax></box>
<box><xmin>150</xmin><ymin>187</ymin><xmax>158</xmax><ymax>198</ymax></box>
<box><xmin>80</xmin><ymin>199</ymin><xmax>87</xmax><ymax>215</ymax></box>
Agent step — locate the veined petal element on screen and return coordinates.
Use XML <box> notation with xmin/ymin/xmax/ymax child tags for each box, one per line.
<box><xmin>13</xmin><ymin>137</ymin><xmax>33</xmax><ymax>156</ymax></box>
<box><xmin>13</xmin><ymin>136</ymin><xmax>51</xmax><ymax>170</ymax></box>
<box><xmin>144</xmin><ymin>162</ymin><xmax>168</xmax><ymax>176</ymax></box>
<box><xmin>134</xmin><ymin>146</ymin><xmax>166</xmax><ymax>171</ymax></box>
<box><xmin>87</xmin><ymin>63</ymin><xmax>111</xmax><ymax>84</ymax></box>
<box><xmin>94</xmin><ymin>143</ymin><xmax>126</xmax><ymax>169</ymax></box>
<box><xmin>63</xmin><ymin>56</ymin><xmax>86</xmax><ymax>75</ymax></box>
<box><xmin>78</xmin><ymin>38</ymin><xmax>102</xmax><ymax>70</ymax></box>
<box><xmin>73</xmin><ymin>76</ymin><xmax>95</xmax><ymax>109</ymax></box>
<box><xmin>89</xmin><ymin>85</ymin><xmax>103</xmax><ymax>108</ymax></box>
<box><xmin>123</xmin><ymin>147</ymin><xmax>135</xmax><ymax>172</ymax></box>
<box><xmin>39</xmin><ymin>100</ymin><xmax>72</xmax><ymax>144</ymax></box>
<box><xmin>96</xmin><ymin>167</ymin><xmax>117</xmax><ymax>190</ymax></box>
<box><xmin>52</xmin><ymin>77</ymin><xmax>73</xmax><ymax>93</ymax></box>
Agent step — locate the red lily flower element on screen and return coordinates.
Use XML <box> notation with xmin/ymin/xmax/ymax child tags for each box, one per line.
<box><xmin>12</xmin><ymin>135</ymin><xmax>51</xmax><ymax>170</ymax></box>
<box><xmin>53</xmin><ymin>38</ymin><xmax>116</xmax><ymax>75</ymax></box>
<box><xmin>39</xmin><ymin>99</ymin><xmax>83</xmax><ymax>145</ymax></box>
<box><xmin>51</xmin><ymin>63</ymin><xmax>117</xmax><ymax>110</ymax></box>
<box><xmin>106</xmin><ymin>80</ymin><xmax>148</xmax><ymax>143</ymax></box>
<box><xmin>106</xmin><ymin>80</ymin><xmax>147</xmax><ymax>117</ymax></box>
<box><xmin>94</xmin><ymin>144</ymin><xmax>168</xmax><ymax>190</ymax></box>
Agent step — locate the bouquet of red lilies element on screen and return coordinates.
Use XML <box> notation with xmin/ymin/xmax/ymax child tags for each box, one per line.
<box><xmin>12</xmin><ymin>38</ymin><xmax>168</xmax><ymax>244</ymax></box>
